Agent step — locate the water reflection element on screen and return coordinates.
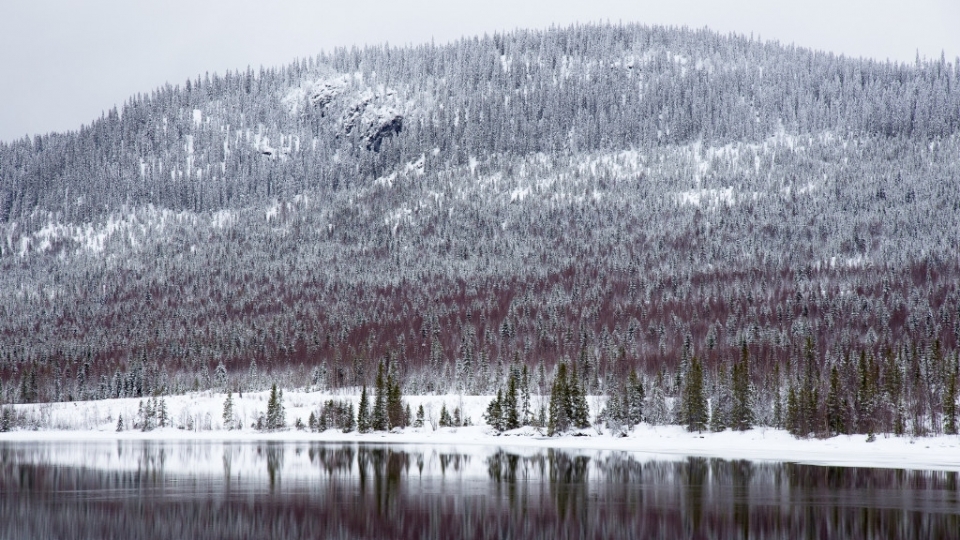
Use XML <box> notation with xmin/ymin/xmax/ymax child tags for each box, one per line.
<box><xmin>1</xmin><ymin>440</ymin><xmax>958</xmax><ymax>539</ymax></box>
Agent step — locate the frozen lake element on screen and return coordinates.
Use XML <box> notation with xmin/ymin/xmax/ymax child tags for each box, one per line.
<box><xmin>2</xmin><ymin>440</ymin><xmax>958</xmax><ymax>539</ymax></box>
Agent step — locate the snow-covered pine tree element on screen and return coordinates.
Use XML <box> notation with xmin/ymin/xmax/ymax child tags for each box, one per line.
<box><xmin>265</xmin><ymin>383</ymin><xmax>285</xmax><ymax>430</ymax></box>
<box><xmin>357</xmin><ymin>386</ymin><xmax>371</xmax><ymax>433</ymax></box>
<box><xmin>648</xmin><ymin>370</ymin><xmax>669</xmax><ymax>426</ymax></box>
<box><xmin>682</xmin><ymin>357</ymin><xmax>707</xmax><ymax>433</ymax></box>
<box><xmin>414</xmin><ymin>404</ymin><xmax>425</xmax><ymax>428</ymax></box>
<box><xmin>223</xmin><ymin>391</ymin><xmax>235</xmax><ymax>430</ymax></box>
<box><xmin>731</xmin><ymin>343</ymin><xmax>754</xmax><ymax>431</ymax></box>
<box><xmin>485</xmin><ymin>390</ymin><xmax>504</xmax><ymax>432</ymax></box>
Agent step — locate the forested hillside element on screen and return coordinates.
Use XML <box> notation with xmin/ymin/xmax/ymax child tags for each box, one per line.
<box><xmin>2</xmin><ymin>24</ymin><xmax>959</xmax><ymax>437</ymax></box>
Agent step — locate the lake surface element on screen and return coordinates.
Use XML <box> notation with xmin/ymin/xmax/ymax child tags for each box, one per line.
<box><xmin>1</xmin><ymin>440</ymin><xmax>958</xmax><ymax>539</ymax></box>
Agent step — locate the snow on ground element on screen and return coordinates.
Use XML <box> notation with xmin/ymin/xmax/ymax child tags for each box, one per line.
<box><xmin>2</xmin><ymin>390</ymin><xmax>959</xmax><ymax>472</ymax></box>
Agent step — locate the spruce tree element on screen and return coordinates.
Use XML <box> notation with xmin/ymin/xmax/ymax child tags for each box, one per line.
<box><xmin>439</xmin><ymin>403</ymin><xmax>453</xmax><ymax>427</ymax></box>
<box><xmin>223</xmin><ymin>391</ymin><xmax>235</xmax><ymax>430</ymax></box>
<box><xmin>731</xmin><ymin>343</ymin><xmax>753</xmax><ymax>431</ymax></box>
<box><xmin>357</xmin><ymin>386</ymin><xmax>371</xmax><ymax>433</ymax></box>
<box><xmin>826</xmin><ymin>366</ymin><xmax>845</xmax><ymax>436</ymax></box>
<box><xmin>772</xmin><ymin>364</ymin><xmax>783</xmax><ymax>429</ymax></box>
<box><xmin>520</xmin><ymin>364</ymin><xmax>532</xmax><ymax>425</ymax></box>
<box><xmin>786</xmin><ymin>385</ymin><xmax>800</xmax><ymax>436</ymax></box>
<box><xmin>344</xmin><ymin>403</ymin><xmax>356</xmax><ymax>433</ymax></box>
<box><xmin>944</xmin><ymin>354</ymin><xmax>959</xmax><ymax>435</ymax></box>
<box><xmin>567</xmin><ymin>362</ymin><xmax>590</xmax><ymax>429</ymax></box>
<box><xmin>414</xmin><ymin>404</ymin><xmax>425</xmax><ymax>428</ymax></box>
<box><xmin>682</xmin><ymin>357</ymin><xmax>707</xmax><ymax>433</ymax></box>
<box><xmin>548</xmin><ymin>362</ymin><xmax>571</xmax><ymax>435</ymax></box>
<box><xmin>372</xmin><ymin>360</ymin><xmax>388</xmax><ymax>431</ymax></box>
<box><xmin>215</xmin><ymin>360</ymin><xmax>228</xmax><ymax>390</ymax></box>
<box><xmin>265</xmin><ymin>383</ymin><xmax>285</xmax><ymax>430</ymax></box>
<box><xmin>485</xmin><ymin>390</ymin><xmax>504</xmax><ymax>432</ymax></box>
<box><xmin>855</xmin><ymin>350</ymin><xmax>876</xmax><ymax>438</ymax></box>
<box><xmin>710</xmin><ymin>365</ymin><xmax>730</xmax><ymax>433</ymax></box>
<box><xmin>503</xmin><ymin>369</ymin><xmax>520</xmax><ymax>430</ymax></box>
<box><xmin>158</xmin><ymin>397</ymin><xmax>168</xmax><ymax>428</ymax></box>
<box><xmin>626</xmin><ymin>369</ymin><xmax>645</xmax><ymax>427</ymax></box>
<box><xmin>604</xmin><ymin>385</ymin><xmax>627</xmax><ymax>434</ymax></box>
<box><xmin>387</xmin><ymin>376</ymin><xmax>404</xmax><ymax>429</ymax></box>
<box><xmin>648</xmin><ymin>370</ymin><xmax>669</xmax><ymax>426</ymax></box>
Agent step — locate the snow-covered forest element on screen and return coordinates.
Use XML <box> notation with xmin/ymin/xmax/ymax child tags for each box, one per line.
<box><xmin>1</xmin><ymin>23</ymin><xmax>959</xmax><ymax>439</ymax></box>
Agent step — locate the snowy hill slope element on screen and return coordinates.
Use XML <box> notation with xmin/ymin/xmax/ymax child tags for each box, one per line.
<box><xmin>0</xmin><ymin>24</ymin><xmax>959</xmax><ymax>424</ymax></box>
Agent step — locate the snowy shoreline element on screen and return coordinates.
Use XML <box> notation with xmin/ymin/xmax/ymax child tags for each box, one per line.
<box><xmin>2</xmin><ymin>390</ymin><xmax>959</xmax><ymax>472</ymax></box>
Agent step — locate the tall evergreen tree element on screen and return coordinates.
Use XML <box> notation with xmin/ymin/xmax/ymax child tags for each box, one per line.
<box><xmin>548</xmin><ymin>362</ymin><xmax>571</xmax><ymax>435</ymax></box>
<box><xmin>826</xmin><ymin>366</ymin><xmax>845</xmax><ymax>436</ymax></box>
<box><xmin>372</xmin><ymin>359</ymin><xmax>388</xmax><ymax>431</ymax></box>
<box><xmin>265</xmin><ymin>383</ymin><xmax>285</xmax><ymax>430</ymax></box>
<box><xmin>682</xmin><ymin>357</ymin><xmax>708</xmax><ymax>433</ymax></box>
<box><xmin>503</xmin><ymin>368</ymin><xmax>520</xmax><ymax>430</ymax></box>
<box><xmin>730</xmin><ymin>343</ymin><xmax>753</xmax><ymax>431</ymax></box>
<box><xmin>648</xmin><ymin>370</ymin><xmax>669</xmax><ymax>426</ymax></box>
<box><xmin>485</xmin><ymin>389</ymin><xmax>505</xmax><ymax>432</ymax></box>
<box><xmin>223</xmin><ymin>391</ymin><xmax>235</xmax><ymax>430</ymax></box>
<box><xmin>357</xmin><ymin>385</ymin><xmax>371</xmax><ymax>433</ymax></box>
<box><xmin>944</xmin><ymin>353</ymin><xmax>959</xmax><ymax>435</ymax></box>
<box><xmin>626</xmin><ymin>369</ymin><xmax>645</xmax><ymax>427</ymax></box>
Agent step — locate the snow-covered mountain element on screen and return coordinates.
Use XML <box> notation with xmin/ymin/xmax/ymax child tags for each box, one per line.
<box><xmin>1</xmin><ymin>24</ymin><xmax>959</xmax><ymax>411</ymax></box>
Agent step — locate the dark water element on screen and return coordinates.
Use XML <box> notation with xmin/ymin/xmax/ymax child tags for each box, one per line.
<box><xmin>1</xmin><ymin>440</ymin><xmax>958</xmax><ymax>540</ymax></box>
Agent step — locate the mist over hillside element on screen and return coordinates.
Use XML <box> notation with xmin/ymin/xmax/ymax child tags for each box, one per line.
<box><xmin>1</xmin><ymin>24</ymin><xmax>959</xmax><ymax>437</ymax></box>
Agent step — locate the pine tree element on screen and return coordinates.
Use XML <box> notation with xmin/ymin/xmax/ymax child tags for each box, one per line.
<box><xmin>116</xmin><ymin>414</ymin><xmax>124</xmax><ymax>432</ymax></box>
<box><xmin>0</xmin><ymin>406</ymin><xmax>11</xmax><ymax>432</ymax></box>
<box><xmin>826</xmin><ymin>366</ymin><xmax>845</xmax><ymax>436</ymax></box>
<box><xmin>158</xmin><ymin>397</ymin><xmax>168</xmax><ymax>428</ymax></box>
<box><xmin>265</xmin><ymin>383</ymin><xmax>285</xmax><ymax>431</ymax></box>
<box><xmin>136</xmin><ymin>400</ymin><xmax>146</xmax><ymax>431</ymax></box>
<box><xmin>730</xmin><ymin>343</ymin><xmax>753</xmax><ymax>431</ymax></box>
<box><xmin>626</xmin><ymin>369</ymin><xmax>645</xmax><ymax>427</ymax></box>
<box><xmin>143</xmin><ymin>398</ymin><xmax>156</xmax><ymax>431</ymax></box>
<box><xmin>682</xmin><ymin>357</ymin><xmax>708</xmax><ymax>432</ymax></box>
<box><xmin>648</xmin><ymin>370</ymin><xmax>669</xmax><ymax>426</ymax></box>
<box><xmin>343</xmin><ymin>403</ymin><xmax>356</xmax><ymax>433</ymax></box>
<box><xmin>772</xmin><ymin>364</ymin><xmax>784</xmax><ymax>429</ymax></box>
<box><xmin>786</xmin><ymin>384</ymin><xmax>800</xmax><ymax>436</ymax></box>
<box><xmin>710</xmin><ymin>365</ymin><xmax>730</xmax><ymax>433</ymax></box>
<box><xmin>439</xmin><ymin>403</ymin><xmax>453</xmax><ymax>427</ymax></box>
<box><xmin>485</xmin><ymin>390</ymin><xmax>505</xmax><ymax>432</ymax></box>
<box><xmin>387</xmin><ymin>376</ymin><xmax>405</xmax><ymax>429</ymax></box>
<box><xmin>215</xmin><ymin>360</ymin><xmax>228</xmax><ymax>389</ymax></box>
<box><xmin>503</xmin><ymin>369</ymin><xmax>520</xmax><ymax>430</ymax></box>
<box><xmin>568</xmin><ymin>363</ymin><xmax>590</xmax><ymax>429</ymax></box>
<box><xmin>604</xmin><ymin>385</ymin><xmax>627</xmax><ymax>434</ymax></box>
<box><xmin>414</xmin><ymin>404</ymin><xmax>425</xmax><ymax>428</ymax></box>
<box><xmin>373</xmin><ymin>359</ymin><xmax>388</xmax><ymax>431</ymax></box>
<box><xmin>357</xmin><ymin>386</ymin><xmax>371</xmax><ymax>433</ymax></box>
<box><xmin>855</xmin><ymin>350</ymin><xmax>876</xmax><ymax>438</ymax></box>
<box><xmin>944</xmin><ymin>354</ymin><xmax>959</xmax><ymax>435</ymax></box>
<box><xmin>520</xmin><ymin>363</ymin><xmax>532</xmax><ymax>425</ymax></box>
<box><xmin>223</xmin><ymin>391</ymin><xmax>235</xmax><ymax>430</ymax></box>
<box><xmin>548</xmin><ymin>362</ymin><xmax>571</xmax><ymax>435</ymax></box>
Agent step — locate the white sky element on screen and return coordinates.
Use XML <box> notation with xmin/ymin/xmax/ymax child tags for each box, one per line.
<box><xmin>2</xmin><ymin>0</ymin><xmax>958</xmax><ymax>142</ymax></box>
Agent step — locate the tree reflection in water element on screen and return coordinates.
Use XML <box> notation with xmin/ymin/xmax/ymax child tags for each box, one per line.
<box><xmin>0</xmin><ymin>441</ymin><xmax>958</xmax><ymax>539</ymax></box>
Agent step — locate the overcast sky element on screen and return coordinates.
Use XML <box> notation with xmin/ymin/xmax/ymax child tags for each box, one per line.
<box><xmin>2</xmin><ymin>0</ymin><xmax>958</xmax><ymax>142</ymax></box>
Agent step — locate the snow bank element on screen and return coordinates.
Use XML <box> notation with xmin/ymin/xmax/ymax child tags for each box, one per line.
<box><xmin>2</xmin><ymin>391</ymin><xmax>959</xmax><ymax>472</ymax></box>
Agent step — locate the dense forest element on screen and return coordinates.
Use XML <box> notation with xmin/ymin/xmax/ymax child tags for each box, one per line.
<box><xmin>1</xmin><ymin>23</ymin><xmax>959</xmax><ymax>438</ymax></box>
